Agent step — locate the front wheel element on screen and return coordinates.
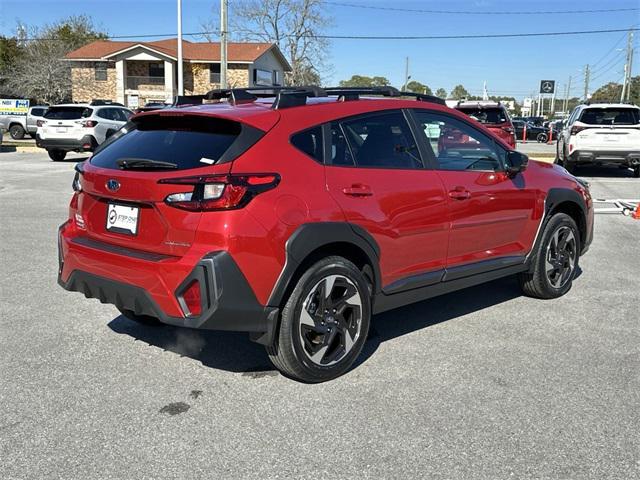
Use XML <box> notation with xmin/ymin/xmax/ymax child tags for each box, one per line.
<box><xmin>267</xmin><ymin>256</ymin><xmax>371</xmax><ymax>383</ymax></box>
<box><xmin>536</xmin><ymin>132</ymin><xmax>548</xmax><ymax>143</ymax></box>
<box><xmin>519</xmin><ymin>213</ymin><xmax>580</xmax><ymax>299</ymax></box>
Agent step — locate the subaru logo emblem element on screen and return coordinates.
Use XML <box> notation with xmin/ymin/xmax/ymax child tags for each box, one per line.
<box><xmin>106</xmin><ymin>179</ymin><xmax>120</xmax><ymax>192</ymax></box>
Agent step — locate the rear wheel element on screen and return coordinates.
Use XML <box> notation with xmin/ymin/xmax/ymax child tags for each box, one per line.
<box><xmin>9</xmin><ymin>124</ymin><xmax>25</xmax><ymax>140</ymax></box>
<box><xmin>118</xmin><ymin>308</ymin><xmax>164</xmax><ymax>326</ymax></box>
<box><xmin>267</xmin><ymin>256</ymin><xmax>371</xmax><ymax>383</ymax></box>
<box><xmin>48</xmin><ymin>149</ymin><xmax>66</xmax><ymax>162</ymax></box>
<box><xmin>519</xmin><ymin>213</ymin><xmax>580</xmax><ymax>299</ymax></box>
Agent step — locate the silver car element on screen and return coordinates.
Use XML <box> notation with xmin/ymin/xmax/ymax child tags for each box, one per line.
<box><xmin>36</xmin><ymin>101</ymin><xmax>133</xmax><ymax>161</ymax></box>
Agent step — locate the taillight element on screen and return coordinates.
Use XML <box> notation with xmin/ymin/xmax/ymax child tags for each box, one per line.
<box><xmin>159</xmin><ymin>173</ymin><xmax>280</xmax><ymax>211</ymax></box>
<box><xmin>180</xmin><ymin>280</ymin><xmax>202</xmax><ymax>316</ymax></box>
<box><xmin>37</xmin><ymin>120</ymin><xmax>45</xmax><ymax>127</ymax></box>
<box><xmin>81</xmin><ymin>120</ymin><xmax>98</xmax><ymax>128</ymax></box>
<box><xmin>72</xmin><ymin>162</ymin><xmax>84</xmax><ymax>192</ymax></box>
<box><xmin>570</xmin><ymin>125</ymin><xmax>586</xmax><ymax>136</ymax></box>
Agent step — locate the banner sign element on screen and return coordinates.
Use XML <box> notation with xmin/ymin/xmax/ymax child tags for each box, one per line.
<box><xmin>0</xmin><ymin>99</ymin><xmax>30</xmax><ymax>116</ymax></box>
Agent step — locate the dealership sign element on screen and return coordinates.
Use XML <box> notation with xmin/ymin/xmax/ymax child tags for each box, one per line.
<box><xmin>539</xmin><ymin>80</ymin><xmax>555</xmax><ymax>94</ymax></box>
<box><xmin>0</xmin><ymin>99</ymin><xmax>30</xmax><ymax>116</ymax></box>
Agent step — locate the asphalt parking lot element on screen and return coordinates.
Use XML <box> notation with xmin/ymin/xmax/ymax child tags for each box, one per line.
<box><xmin>1</xmin><ymin>151</ymin><xmax>638</xmax><ymax>480</ymax></box>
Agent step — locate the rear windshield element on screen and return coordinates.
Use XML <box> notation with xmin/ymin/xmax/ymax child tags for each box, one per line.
<box><xmin>90</xmin><ymin>114</ymin><xmax>244</xmax><ymax>170</ymax></box>
<box><xmin>457</xmin><ymin>107</ymin><xmax>507</xmax><ymax>124</ymax></box>
<box><xmin>44</xmin><ymin>107</ymin><xmax>92</xmax><ymax>120</ymax></box>
<box><xmin>579</xmin><ymin>108</ymin><xmax>640</xmax><ymax>125</ymax></box>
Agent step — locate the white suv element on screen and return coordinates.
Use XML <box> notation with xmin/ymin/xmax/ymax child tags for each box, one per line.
<box><xmin>556</xmin><ymin>103</ymin><xmax>640</xmax><ymax>177</ymax></box>
<box><xmin>36</xmin><ymin>101</ymin><xmax>133</xmax><ymax>161</ymax></box>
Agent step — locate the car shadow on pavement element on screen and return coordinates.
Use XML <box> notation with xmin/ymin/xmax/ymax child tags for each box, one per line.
<box><xmin>575</xmin><ymin>165</ymin><xmax>636</xmax><ymax>178</ymax></box>
<box><xmin>108</xmin><ymin>275</ymin><xmax>535</xmax><ymax>377</ymax></box>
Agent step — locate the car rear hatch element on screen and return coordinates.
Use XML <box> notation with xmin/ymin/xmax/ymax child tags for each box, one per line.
<box><xmin>41</xmin><ymin>106</ymin><xmax>93</xmax><ymax>138</ymax></box>
<box><xmin>75</xmin><ymin>109</ymin><xmax>277</xmax><ymax>257</ymax></box>
<box><xmin>573</xmin><ymin>107</ymin><xmax>640</xmax><ymax>151</ymax></box>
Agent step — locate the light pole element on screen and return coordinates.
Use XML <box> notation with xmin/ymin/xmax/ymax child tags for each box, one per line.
<box><xmin>177</xmin><ymin>0</ymin><xmax>184</xmax><ymax>96</ymax></box>
<box><xmin>220</xmin><ymin>0</ymin><xmax>228</xmax><ymax>89</ymax></box>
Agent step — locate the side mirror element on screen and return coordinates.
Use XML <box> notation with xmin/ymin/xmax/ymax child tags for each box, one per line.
<box><xmin>506</xmin><ymin>151</ymin><xmax>528</xmax><ymax>177</ymax></box>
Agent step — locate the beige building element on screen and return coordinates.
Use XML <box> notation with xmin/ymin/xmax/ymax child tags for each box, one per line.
<box><xmin>65</xmin><ymin>38</ymin><xmax>292</xmax><ymax>108</ymax></box>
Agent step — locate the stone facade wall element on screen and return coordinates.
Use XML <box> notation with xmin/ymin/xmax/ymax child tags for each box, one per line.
<box><xmin>186</xmin><ymin>63</ymin><xmax>249</xmax><ymax>94</ymax></box>
<box><xmin>70</xmin><ymin>62</ymin><xmax>117</xmax><ymax>103</ymax></box>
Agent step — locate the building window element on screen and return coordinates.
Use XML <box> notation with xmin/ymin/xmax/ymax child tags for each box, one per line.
<box><xmin>210</xmin><ymin>64</ymin><xmax>221</xmax><ymax>83</ymax></box>
<box><xmin>253</xmin><ymin>68</ymin><xmax>273</xmax><ymax>86</ymax></box>
<box><xmin>149</xmin><ymin>62</ymin><xmax>164</xmax><ymax>78</ymax></box>
<box><xmin>273</xmin><ymin>70</ymin><xmax>281</xmax><ymax>86</ymax></box>
<box><xmin>95</xmin><ymin>63</ymin><xmax>107</xmax><ymax>81</ymax></box>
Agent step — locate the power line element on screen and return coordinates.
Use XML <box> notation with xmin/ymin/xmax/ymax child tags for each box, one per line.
<box><xmin>323</xmin><ymin>1</ymin><xmax>640</xmax><ymax>15</ymax></box>
<box><xmin>311</xmin><ymin>27</ymin><xmax>638</xmax><ymax>41</ymax></box>
<box><xmin>14</xmin><ymin>27</ymin><xmax>639</xmax><ymax>43</ymax></box>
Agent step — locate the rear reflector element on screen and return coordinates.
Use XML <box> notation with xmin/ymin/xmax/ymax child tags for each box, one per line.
<box><xmin>181</xmin><ymin>280</ymin><xmax>202</xmax><ymax>316</ymax></box>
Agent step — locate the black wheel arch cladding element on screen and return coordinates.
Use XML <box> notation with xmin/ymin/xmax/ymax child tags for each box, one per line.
<box><xmin>267</xmin><ymin>222</ymin><xmax>382</xmax><ymax>308</ymax></box>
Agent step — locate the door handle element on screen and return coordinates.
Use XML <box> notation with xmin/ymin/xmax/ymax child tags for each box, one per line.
<box><xmin>448</xmin><ymin>187</ymin><xmax>471</xmax><ymax>200</ymax></box>
<box><xmin>342</xmin><ymin>184</ymin><xmax>373</xmax><ymax>197</ymax></box>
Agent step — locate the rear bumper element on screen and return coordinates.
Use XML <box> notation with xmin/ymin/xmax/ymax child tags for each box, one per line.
<box><xmin>570</xmin><ymin>150</ymin><xmax>640</xmax><ymax>166</ymax></box>
<box><xmin>36</xmin><ymin>134</ymin><xmax>95</xmax><ymax>152</ymax></box>
<box><xmin>57</xmin><ymin>222</ymin><xmax>278</xmax><ymax>345</ymax></box>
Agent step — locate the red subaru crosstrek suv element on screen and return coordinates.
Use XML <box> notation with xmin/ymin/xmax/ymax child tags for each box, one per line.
<box><xmin>58</xmin><ymin>87</ymin><xmax>593</xmax><ymax>382</ymax></box>
<box><xmin>454</xmin><ymin>100</ymin><xmax>517</xmax><ymax>148</ymax></box>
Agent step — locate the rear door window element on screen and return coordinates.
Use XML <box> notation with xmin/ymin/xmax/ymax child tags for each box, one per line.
<box><xmin>90</xmin><ymin>115</ymin><xmax>249</xmax><ymax>170</ymax></box>
<box><xmin>45</xmin><ymin>107</ymin><xmax>92</xmax><ymax>120</ymax></box>
<box><xmin>579</xmin><ymin>108</ymin><xmax>640</xmax><ymax>125</ymax></box>
<box><xmin>339</xmin><ymin>111</ymin><xmax>424</xmax><ymax>169</ymax></box>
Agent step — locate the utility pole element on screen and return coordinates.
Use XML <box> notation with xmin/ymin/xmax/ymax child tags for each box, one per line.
<box><xmin>564</xmin><ymin>75</ymin><xmax>572</xmax><ymax>113</ymax></box>
<box><xmin>621</xmin><ymin>30</ymin><xmax>634</xmax><ymax>103</ymax></box>
<box><xmin>220</xmin><ymin>0</ymin><xmax>228</xmax><ymax>89</ymax></box>
<box><xmin>583</xmin><ymin>64</ymin><xmax>590</xmax><ymax>102</ymax></box>
<box><xmin>177</xmin><ymin>0</ymin><xmax>184</xmax><ymax>96</ymax></box>
<box><xmin>403</xmin><ymin>57</ymin><xmax>410</xmax><ymax>91</ymax></box>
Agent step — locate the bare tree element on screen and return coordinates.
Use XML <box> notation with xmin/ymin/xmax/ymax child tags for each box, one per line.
<box><xmin>6</xmin><ymin>16</ymin><xmax>106</xmax><ymax>103</ymax></box>
<box><xmin>201</xmin><ymin>0</ymin><xmax>331</xmax><ymax>86</ymax></box>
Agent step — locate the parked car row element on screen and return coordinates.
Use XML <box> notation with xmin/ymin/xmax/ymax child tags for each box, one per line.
<box><xmin>0</xmin><ymin>105</ymin><xmax>49</xmax><ymax>139</ymax></box>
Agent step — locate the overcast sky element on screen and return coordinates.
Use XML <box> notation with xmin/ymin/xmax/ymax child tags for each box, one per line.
<box><xmin>1</xmin><ymin>0</ymin><xmax>638</xmax><ymax>99</ymax></box>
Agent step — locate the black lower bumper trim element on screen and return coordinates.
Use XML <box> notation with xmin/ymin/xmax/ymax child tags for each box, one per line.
<box><xmin>36</xmin><ymin>134</ymin><xmax>95</xmax><ymax>152</ymax></box>
<box><xmin>570</xmin><ymin>150</ymin><xmax>640</xmax><ymax>165</ymax></box>
<box><xmin>58</xmin><ymin>251</ymin><xmax>278</xmax><ymax>345</ymax></box>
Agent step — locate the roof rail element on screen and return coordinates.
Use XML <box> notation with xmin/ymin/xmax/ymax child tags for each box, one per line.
<box><xmin>173</xmin><ymin>85</ymin><xmax>446</xmax><ymax>110</ymax></box>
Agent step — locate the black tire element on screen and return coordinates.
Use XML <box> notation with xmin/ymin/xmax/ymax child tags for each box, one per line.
<box><xmin>554</xmin><ymin>140</ymin><xmax>562</xmax><ymax>164</ymax></box>
<box><xmin>29</xmin><ymin>132</ymin><xmax>37</xmax><ymax>139</ymax></box>
<box><xmin>47</xmin><ymin>149</ymin><xmax>66</xmax><ymax>161</ymax></box>
<box><xmin>565</xmin><ymin>161</ymin><xmax>577</xmax><ymax>175</ymax></box>
<box><xmin>633</xmin><ymin>165</ymin><xmax>640</xmax><ymax>178</ymax></box>
<box><xmin>9</xmin><ymin>124</ymin><xmax>25</xmax><ymax>140</ymax></box>
<box><xmin>536</xmin><ymin>132</ymin><xmax>548</xmax><ymax>143</ymax></box>
<box><xmin>118</xmin><ymin>308</ymin><xmax>164</xmax><ymax>326</ymax></box>
<box><xmin>519</xmin><ymin>213</ymin><xmax>580</xmax><ymax>299</ymax></box>
<box><xmin>266</xmin><ymin>256</ymin><xmax>371</xmax><ymax>383</ymax></box>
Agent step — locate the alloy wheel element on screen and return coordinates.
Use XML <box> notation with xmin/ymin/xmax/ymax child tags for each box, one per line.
<box><xmin>545</xmin><ymin>226</ymin><xmax>577</xmax><ymax>289</ymax></box>
<box><xmin>298</xmin><ymin>274</ymin><xmax>363</xmax><ymax>366</ymax></box>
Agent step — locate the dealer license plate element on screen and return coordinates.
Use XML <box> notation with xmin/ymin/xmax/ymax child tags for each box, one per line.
<box><xmin>106</xmin><ymin>203</ymin><xmax>139</xmax><ymax>235</ymax></box>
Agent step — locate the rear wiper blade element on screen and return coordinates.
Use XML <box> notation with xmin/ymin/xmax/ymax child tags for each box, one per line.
<box><xmin>117</xmin><ymin>158</ymin><xmax>177</xmax><ymax>169</ymax></box>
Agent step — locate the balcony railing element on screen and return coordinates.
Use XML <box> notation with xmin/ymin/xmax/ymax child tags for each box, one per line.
<box><xmin>126</xmin><ymin>76</ymin><xmax>165</xmax><ymax>90</ymax></box>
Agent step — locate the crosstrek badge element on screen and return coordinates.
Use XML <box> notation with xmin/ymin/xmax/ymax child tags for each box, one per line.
<box><xmin>106</xmin><ymin>203</ymin><xmax>139</xmax><ymax>235</ymax></box>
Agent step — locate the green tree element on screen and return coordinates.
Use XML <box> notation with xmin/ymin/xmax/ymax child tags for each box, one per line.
<box><xmin>405</xmin><ymin>80</ymin><xmax>432</xmax><ymax>95</ymax></box>
<box><xmin>339</xmin><ymin>75</ymin><xmax>390</xmax><ymax>88</ymax></box>
<box><xmin>435</xmin><ymin>88</ymin><xmax>447</xmax><ymax>98</ymax></box>
<box><xmin>6</xmin><ymin>15</ymin><xmax>107</xmax><ymax>103</ymax></box>
<box><xmin>590</xmin><ymin>76</ymin><xmax>639</xmax><ymax>105</ymax></box>
<box><xmin>450</xmin><ymin>84</ymin><xmax>470</xmax><ymax>100</ymax></box>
